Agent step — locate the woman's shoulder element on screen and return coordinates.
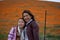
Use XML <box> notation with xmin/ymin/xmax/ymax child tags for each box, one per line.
<box><xmin>31</xmin><ymin>21</ymin><xmax>38</xmax><ymax>26</ymax></box>
<box><xmin>11</xmin><ymin>26</ymin><xmax>17</xmax><ymax>30</ymax></box>
<box><xmin>31</xmin><ymin>21</ymin><xmax>37</xmax><ymax>24</ymax></box>
<box><xmin>12</xmin><ymin>26</ymin><xmax>16</xmax><ymax>29</ymax></box>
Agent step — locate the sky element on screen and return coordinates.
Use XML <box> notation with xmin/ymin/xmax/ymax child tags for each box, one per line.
<box><xmin>40</xmin><ymin>0</ymin><xmax>60</xmax><ymax>2</ymax></box>
<box><xmin>0</xmin><ymin>0</ymin><xmax>60</xmax><ymax>3</ymax></box>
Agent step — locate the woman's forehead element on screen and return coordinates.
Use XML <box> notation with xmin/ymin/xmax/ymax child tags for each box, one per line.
<box><xmin>18</xmin><ymin>19</ymin><xmax>24</xmax><ymax>21</ymax></box>
<box><xmin>23</xmin><ymin>13</ymin><xmax>29</xmax><ymax>15</ymax></box>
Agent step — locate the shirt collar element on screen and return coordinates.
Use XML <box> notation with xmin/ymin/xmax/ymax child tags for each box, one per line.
<box><xmin>26</xmin><ymin>19</ymin><xmax>33</xmax><ymax>25</ymax></box>
<box><xmin>18</xmin><ymin>26</ymin><xmax>21</xmax><ymax>34</ymax></box>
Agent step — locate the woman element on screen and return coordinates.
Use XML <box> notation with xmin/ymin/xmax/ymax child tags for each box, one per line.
<box><xmin>8</xmin><ymin>18</ymin><xmax>25</xmax><ymax>40</ymax></box>
<box><xmin>22</xmin><ymin>10</ymin><xmax>39</xmax><ymax>40</ymax></box>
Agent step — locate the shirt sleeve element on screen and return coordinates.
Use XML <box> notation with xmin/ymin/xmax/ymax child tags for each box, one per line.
<box><xmin>32</xmin><ymin>21</ymin><xmax>39</xmax><ymax>40</ymax></box>
<box><xmin>8</xmin><ymin>27</ymin><xmax>15</xmax><ymax>40</ymax></box>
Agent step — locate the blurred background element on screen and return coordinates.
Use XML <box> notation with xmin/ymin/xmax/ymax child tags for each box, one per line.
<box><xmin>0</xmin><ymin>0</ymin><xmax>60</xmax><ymax>40</ymax></box>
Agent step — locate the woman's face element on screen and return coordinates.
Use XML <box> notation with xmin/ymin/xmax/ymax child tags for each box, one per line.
<box><xmin>23</xmin><ymin>13</ymin><xmax>31</xmax><ymax>22</ymax></box>
<box><xmin>18</xmin><ymin>19</ymin><xmax>25</xmax><ymax>28</ymax></box>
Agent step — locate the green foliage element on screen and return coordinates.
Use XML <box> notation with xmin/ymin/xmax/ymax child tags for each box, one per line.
<box><xmin>0</xmin><ymin>33</ymin><xmax>8</xmax><ymax>40</ymax></box>
<box><xmin>46</xmin><ymin>34</ymin><xmax>60</xmax><ymax>40</ymax></box>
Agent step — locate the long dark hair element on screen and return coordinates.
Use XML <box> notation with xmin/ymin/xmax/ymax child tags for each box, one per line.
<box><xmin>22</xmin><ymin>10</ymin><xmax>35</xmax><ymax>21</ymax></box>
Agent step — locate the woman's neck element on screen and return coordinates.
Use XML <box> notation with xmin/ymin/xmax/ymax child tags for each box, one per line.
<box><xmin>26</xmin><ymin>19</ymin><xmax>33</xmax><ymax>25</ymax></box>
<box><xmin>18</xmin><ymin>26</ymin><xmax>23</xmax><ymax>30</ymax></box>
